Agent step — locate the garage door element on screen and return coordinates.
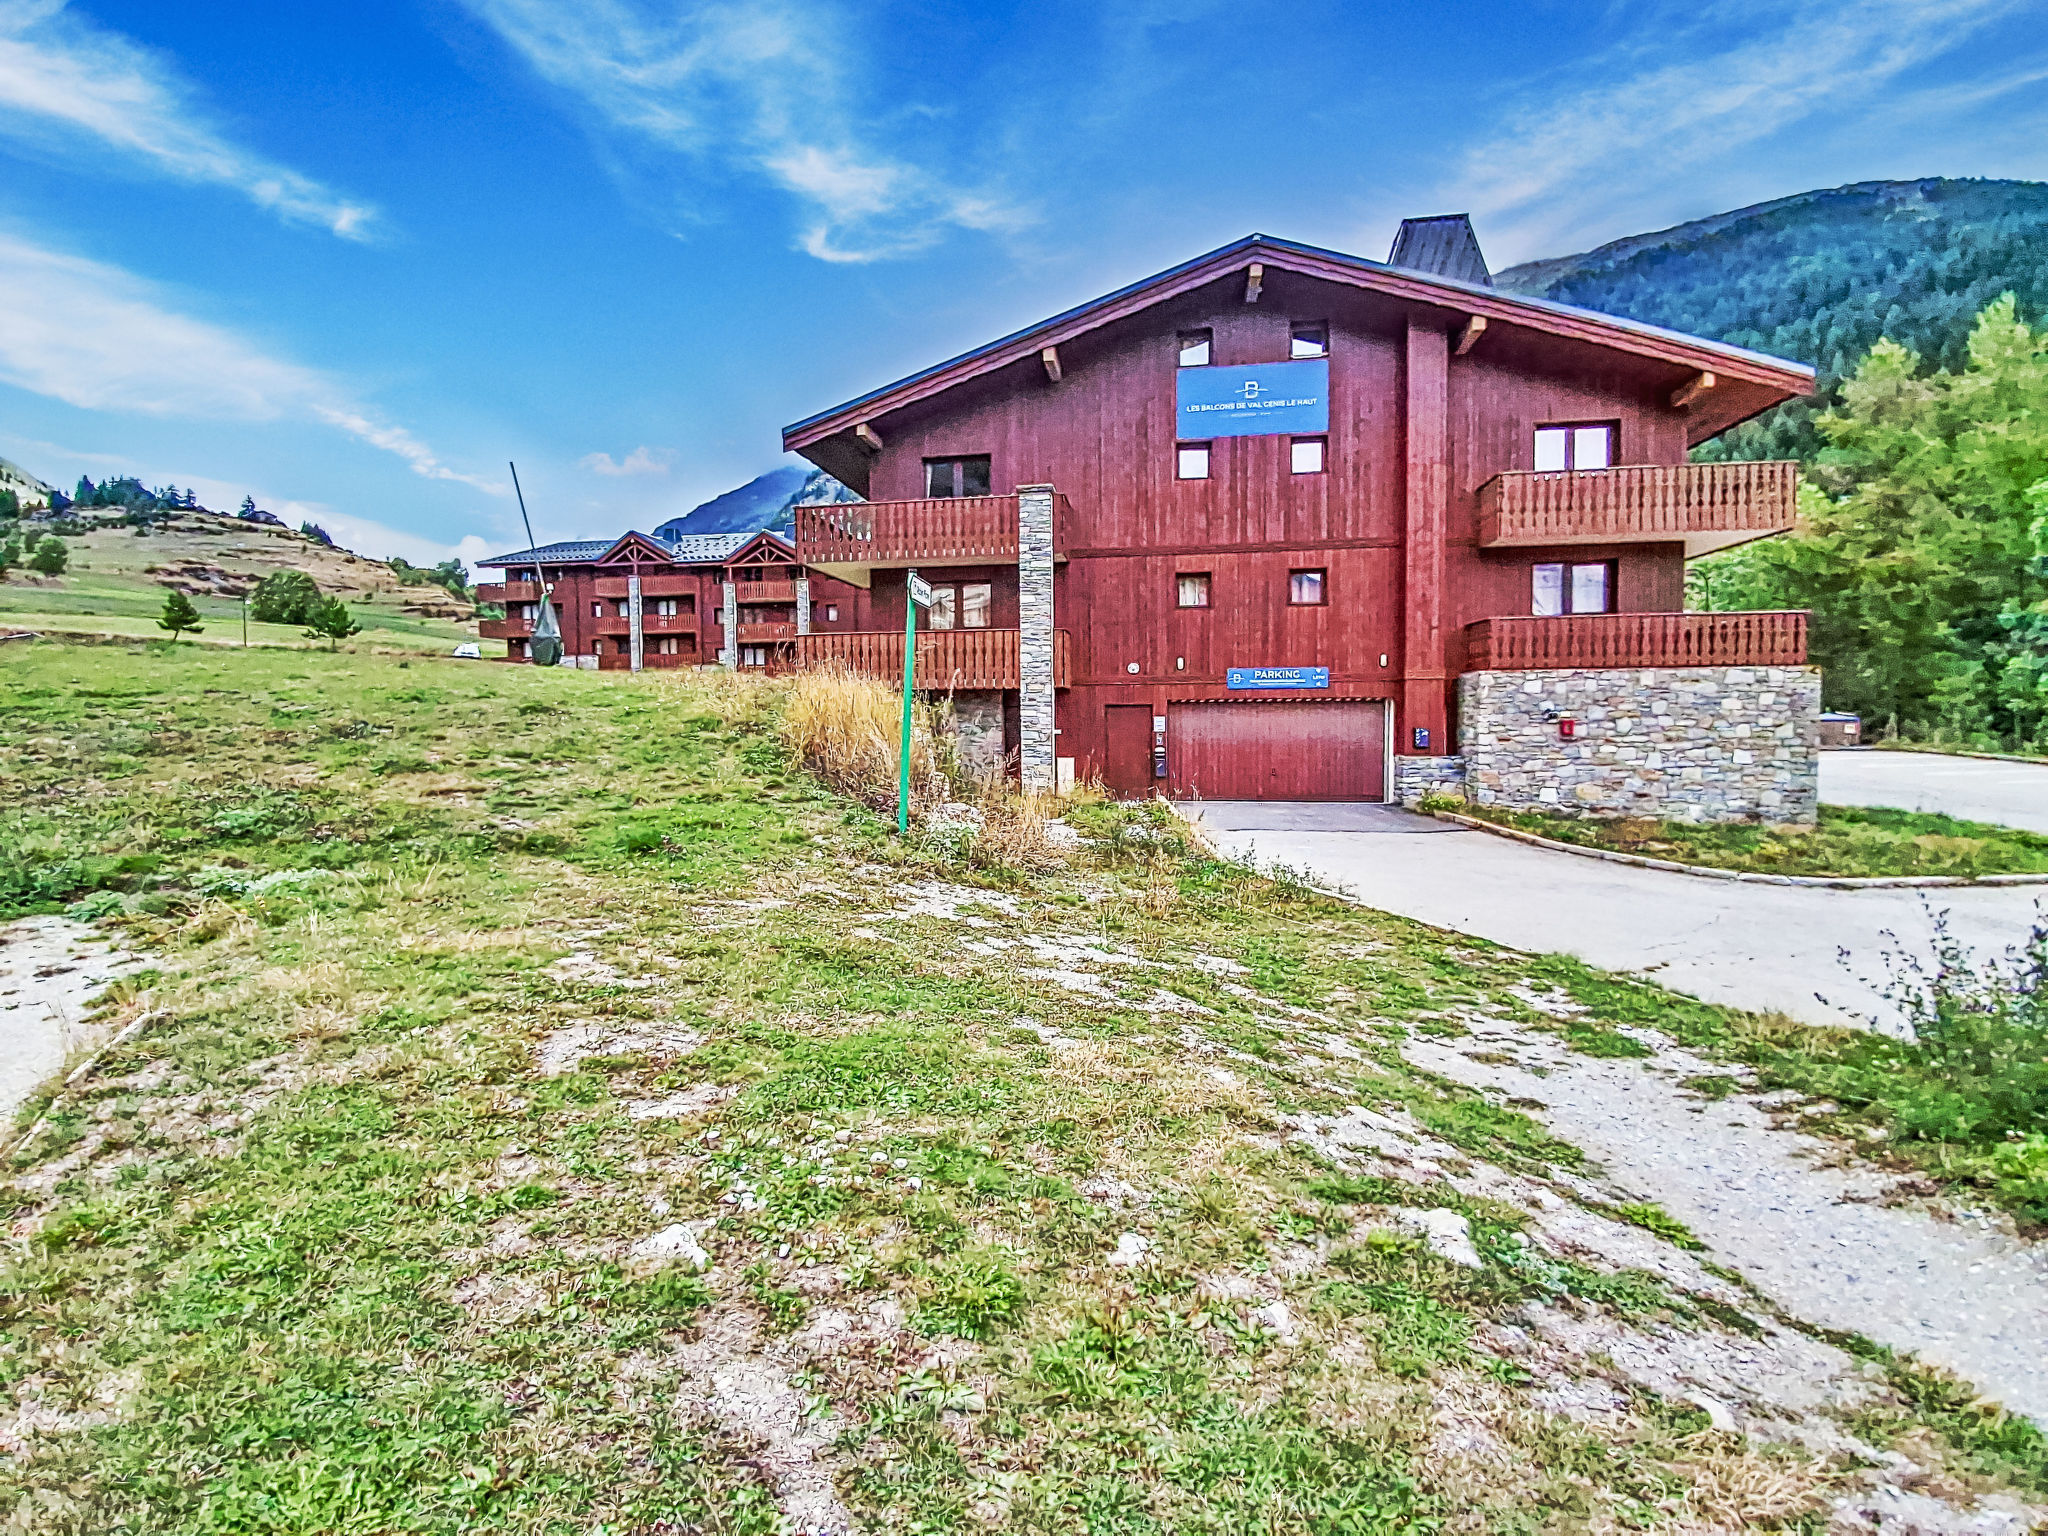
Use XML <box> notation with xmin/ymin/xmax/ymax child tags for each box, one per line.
<box><xmin>1167</xmin><ymin>701</ymin><xmax>1387</xmax><ymax>801</ymax></box>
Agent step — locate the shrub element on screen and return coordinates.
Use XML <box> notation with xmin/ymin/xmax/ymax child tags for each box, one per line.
<box><xmin>27</xmin><ymin>533</ymin><xmax>66</xmax><ymax>576</ymax></box>
<box><xmin>1416</xmin><ymin>788</ymin><xmax>1467</xmax><ymax>814</ymax></box>
<box><xmin>250</xmin><ymin>568</ymin><xmax>322</xmax><ymax>625</ymax></box>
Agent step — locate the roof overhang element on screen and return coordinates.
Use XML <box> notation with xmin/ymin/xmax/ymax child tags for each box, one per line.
<box><xmin>782</xmin><ymin>233</ymin><xmax>1815</xmax><ymax>466</ymax></box>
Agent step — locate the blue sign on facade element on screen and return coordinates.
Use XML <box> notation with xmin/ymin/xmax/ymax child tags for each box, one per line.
<box><xmin>1177</xmin><ymin>359</ymin><xmax>1329</xmax><ymax>440</ymax></box>
<box><xmin>1226</xmin><ymin>666</ymin><xmax>1331</xmax><ymax>691</ymax></box>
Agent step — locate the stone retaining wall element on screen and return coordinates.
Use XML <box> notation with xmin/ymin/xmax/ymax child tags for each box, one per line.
<box><xmin>1458</xmin><ymin>665</ymin><xmax>1820</xmax><ymax>824</ymax></box>
<box><xmin>1393</xmin><ymin>755</ymin><xmax>1467</xmax><ymax>806</ymax></box>
<box><xmin>945</xmin><ymin>691</ymin><xmax>1007</xmax><ymax>782</ymax></box>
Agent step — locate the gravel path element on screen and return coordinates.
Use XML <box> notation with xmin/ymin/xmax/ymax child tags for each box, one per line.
<box><xmin>0</xmin><ymin>917</ymin><xmax>144</xmax><ymax>1125</ymax></box>
<box><xmin>1403</xmin><ymin>1012</ymin><xmax>2048</xmax><ymax>1426</ymax></box>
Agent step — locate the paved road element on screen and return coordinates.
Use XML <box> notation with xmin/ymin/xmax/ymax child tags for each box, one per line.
<box><xmin>1182</xmin><ymin>801</ymin><xmax>2042</xmax><ymax>1030</ymax></box>
<box><xmin>1821</xmin><ymin>750</ymin><xmax>2048</xmax><ymax>834</ymax></box>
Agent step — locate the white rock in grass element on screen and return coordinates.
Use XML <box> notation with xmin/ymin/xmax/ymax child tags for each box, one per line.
<box><xmin>1395</xmin><ymin>1207</ymin><xmax>1484</xmax><ymax>1269</ymax></box>
<box><xmin>1106</xmin><ymin>1231</ymin><xmax>1152</xmax><ymax>1266</ymax></box>
<box><xmin>630</xmin><ymin>1222</ymin><xmax>711</xmax><ymax>1271</ymax></box>
<box><xmin>1254</xmin><ymin>1300</ymin><xmax>1300</xmax><ymax>1344</ymax></box>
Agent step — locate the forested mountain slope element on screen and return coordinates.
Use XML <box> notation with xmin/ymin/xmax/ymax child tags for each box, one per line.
<box><xmin>1496</xmin><ymin>178</ymin><xmax>2048</xmax><ymax>458</ymax></box>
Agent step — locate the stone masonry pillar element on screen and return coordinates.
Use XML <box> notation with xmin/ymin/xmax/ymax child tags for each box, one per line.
<box><xmin>795</xmin><ymin>576</ymin><xmax>812</xmax><ymax>635</ymax></box>
<box><xmin>1016</xmin><ymin>484</ymin><xmax>1056</xmax><ymax>795</ymax></box>
<box><xmin>720</xmin><ymin>579</ymin><xmax>738</xmax><ymax>667</ymax></box>
<box><xmin>627</xmin><ymin>573</ymin><xmax>644</xmax><ymax>673</ymax></box>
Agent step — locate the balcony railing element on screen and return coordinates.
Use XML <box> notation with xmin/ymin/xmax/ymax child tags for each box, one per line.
<box><xmin>478</xmin><ymin>617</ymin><xmax>530</xmax><ymax>639</ymax></box>
<box><xmin>738</xmin><ymin>622</ymin><xmax>798</xmax><ymax>643</ymax></box>
<box><xmin>1477</xmin><ymin>461</ymin><xmax>1798</xmax><ymax>556</ymax></box>
<box><xmin>1466</xmin><ymin>611</ymin><xmax>1809</xmax><ymax>671</ymax></box>
<box><xmin>594</xmin><ymin>573</ymin><xmax>699</xmax><ymax>599</ymax></box>
<box><xmin>734</xmin><ymin>579</ymin><xmax>800</xmax><ymax>604</ymax></box>
<box><xmin>796</xmin><ymin>494</ymin><xmax>1066</xmax><ymax>569</ymax></box>
<box><xmin>797</xmin><ymin>628</ymin><xmax>1071</xmax><ymax>689</ymax></box>
<box><xmin>595</xmin><ymin>613</ymin><xmax>699</xmax><ymax>637</ymax></box>
<box><xmin>475</xmin><ymin>581</ymin><xmax>539</xmax><ymax>603</ymax></box>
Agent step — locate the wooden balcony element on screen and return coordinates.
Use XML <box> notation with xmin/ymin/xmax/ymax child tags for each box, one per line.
<box><xmin>796</xmin><ymin>628</ymin><xmax>1071</xmax><ymax>690</ymax></box>
<box><xmin>478</xmin><ymin>617</ymin><xmax>531</xmax><ymax>639</ymax></box>
<box><xmin>1465</xmin><ymin>611</ymin><xmax>1809</xmax><ymax>671</ymax></box>
<box><xmin>475</xmin><ymin>581</ymin><xmax>539</xmax><ymax>603</ymax></box>
<box><xmin>734</xmin><ymin>579</ymin><xmax>800</xmax><ymax>604</ymax></box>
<box><xmin>594</xmin><ymin>613</ymin><xmax>700</xmax><ymax>637</ymax></box>
<box><xmin>738</xmin><ymin>622</ymin><xmax>798</xmax><ymax>643</ymax></box>
<box><xmin>795</xmin><ymin>494</ymin><xmax>1070</xmax><ymax>584</ymax></box>
<box><xmin>1477</xmin><ymin>461</ymin><xmax>1798</xmax><ymax>557</ymax></box>
<box><xmin>595</xmin><ymin>573</ymin><xmax>699</xmax><ymax>599</ymax></box>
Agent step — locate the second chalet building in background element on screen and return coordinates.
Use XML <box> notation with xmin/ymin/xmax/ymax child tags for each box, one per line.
<box><xmin>482</xmin><ymin>218</ymin><xmax>1822</xmax><ymax>823</ymax></box>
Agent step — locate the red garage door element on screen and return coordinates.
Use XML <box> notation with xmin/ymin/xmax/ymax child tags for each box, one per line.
<box><xmin>1167</xmin><ymin>701</ymin><xmax>1387</xmax><ymax>801</ymax></box>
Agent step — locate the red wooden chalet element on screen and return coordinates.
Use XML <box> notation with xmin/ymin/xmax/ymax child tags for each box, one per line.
<box><xmin>782</xmin><ymin>221</ymin><xmax>1816</xmax><ymax>803</ymax></box>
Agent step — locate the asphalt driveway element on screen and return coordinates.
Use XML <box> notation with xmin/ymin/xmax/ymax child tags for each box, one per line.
<box><xmin>1182</xmin><ymin>800</ymin><xmax>2044</xmax><ymax>1030</ymax></box>
<box><xmin>1821</xmin><ymin>750</ymin><xmax>2048</xmax><ymax>834</ymax></box>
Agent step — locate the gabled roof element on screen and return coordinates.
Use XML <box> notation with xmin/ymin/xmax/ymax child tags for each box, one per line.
<box><xmin>1388</xmin><ymin>215</ymin><xmax>1492</xmax><ymax>287</ymax></box>
<box><xmin>783</xmin><ymin>232</ymin><xmax>1816</xmax><ymax>454</ymax></box>
<box><xmin>480</xmin><ymin>528</ymin><xmax>794</xmax><ymax>569</ymax></box>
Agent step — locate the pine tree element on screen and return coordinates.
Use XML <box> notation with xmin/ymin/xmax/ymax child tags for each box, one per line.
<box><xmin>239</xmin><ymin>494</ymin><xmax>257</xmax><ymax>518</ymax></box>
<box><xmin>302</xmin><ymin>595</ymin><xmax>361</xmax><ymax>650</ymax></box>
<box><xmin>157</xmin><ymin>589</ymin><xmax>203</xmax><ymax>641</ymax></box>
<box><xmin>75</xmin><ymin>476</ymin><xmax>94</xmax><ymax>504</ymax></box>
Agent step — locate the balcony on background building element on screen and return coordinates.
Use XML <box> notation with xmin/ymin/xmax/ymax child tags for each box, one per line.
<box><xmin>738</xmin><ymin>622</ymin><xmax>798</xmax><ymax>644</ymax></box>
<box><xmin>594</xmin><ymin>613</ymin><xmax>700</xmax><ymax>638</ymax></box>
<box><xmin>594</xmin><ymin>573</ymin><xmax>698</xmax><ymax>599</ymax></box>
<box><xmin>795</xmin><ymin>494</ymin><xmax>1073</xmax><ymax>585</ymax></box>
<box><xmin>1477</xmin><ymin>461</ymin><xmax>1799</xmax><ymax>557</ymax></box>
<box><xmin>478</xmin><ymin>617</ymin><xmax>531</xmax><ymax>640</ymax></box>
<box><xmin>733</xmin><ymin>579</ymin><xmax>800</xmax><ymax>604</ymax></box>
<box><xmin>1465</xmin><ymin>611</ymin><xmax>1809</xmax><ymax>671</ymax></box>
<box><xmin>475</xmin><ymin>581</ymin><xmax>540</xmax><ymax>603</ymax></box>
<box><xmin>796</xmin><ymin>628</ymin><xmax>1071</xmax><ymax>690</ymax></box>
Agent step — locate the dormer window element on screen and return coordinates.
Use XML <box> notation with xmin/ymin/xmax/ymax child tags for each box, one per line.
<box><xmin>1177</xmin><ymin>329</ymin><xmax>1212</xmax><ymax>367</ymax></box>
<box><xmin>1290</xmin><ymin>323</ymin><xmax>1328</xmax><ymax>358</ymax></box>
<box><xmin>924</xmin><ymin>456</ymin><xmax>991</xmax><ymax>498</ymax></box>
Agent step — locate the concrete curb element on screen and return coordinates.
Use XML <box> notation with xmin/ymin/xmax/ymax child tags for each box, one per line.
<box><xmin>1428</xmin><ymin>811</ymin><xmax>2048</xmax><ymax>890</ymax></box>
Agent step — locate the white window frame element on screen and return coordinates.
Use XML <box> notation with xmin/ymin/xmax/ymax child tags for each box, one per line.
<box><xmin>1177</xmin><ymin>443</ymin><xmax>1211</xmax><ymax>480</ymax></box>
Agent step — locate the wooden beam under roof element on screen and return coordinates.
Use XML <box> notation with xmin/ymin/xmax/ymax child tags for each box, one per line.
<box><xmin>1244</xmin><ymin>263</ymin><xmax>1263</xmax><ymax>303</ymax></box>
<box><xmin>1454</xmin><ymin>315</ymin><xmax>1488</xmax><ymax>356</ymax></box>
<box><xmin>1669</xmin><ymin>371</ymin><xmax>1717</xmax><ymax>410</ymax></box>
<box><xmin>854</xmin><ymin>422</ymin><xmax>884</xmax><ymax>453</ymax></box>
<box><xmin>1040</xmin><ymin>345</ymin><xmax>1061</xmax><ymax>383</ymax></box>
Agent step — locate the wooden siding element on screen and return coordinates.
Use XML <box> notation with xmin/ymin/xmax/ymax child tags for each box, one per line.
<box><xmin>1465</xmin><ymin>611</ymin><xmax>1809</xmax><ymax>670</ymax></box>
<box><xmin>1477</xmin><ymin>461</ymin><xmax>1798</xmax><ymax>551</ymax></box>
<box><xmin>797</xmin><ymin>628</ymin><xmax>1071</xmax><ymax>690</ymax></box>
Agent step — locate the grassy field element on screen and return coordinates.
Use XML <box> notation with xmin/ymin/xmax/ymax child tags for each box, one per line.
<box><xmin>1454</xmin><ymin>803</ymin><xmax>2048</xmax><ymax>880</ymax></box>
<box><xmin>0</xmin><ymin>511</ymin><xmax>489</xmax><ymax>654</ymax></box>
<box><xmin>3</xmin><ymin>638</ymin><xmax>2044</xmax><ymax>1533</ymax></box>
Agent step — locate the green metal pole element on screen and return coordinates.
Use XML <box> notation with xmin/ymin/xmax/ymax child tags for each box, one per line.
<box><xmin>899</xmin><ymin>571</ymin><xmax>917</xmax><ymax>835</ymax></box>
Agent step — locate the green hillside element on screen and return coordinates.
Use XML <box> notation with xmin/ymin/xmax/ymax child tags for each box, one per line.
<box><xmin>1496</xmin><ymin>178</ymin><xmax>2048</xmax><ymax>459</ymax></box>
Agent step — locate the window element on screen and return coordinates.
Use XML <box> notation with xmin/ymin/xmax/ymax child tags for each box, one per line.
<box><xmin>1289</xmin><ymin>568</ymin><xmax>1326</xmax><ymax>605</ymax></box>
<box><xmin>1177</xmin><ymin>443</ymin><xmax>1211</xmax><ymax>480</ymax></box>
<box><xmin>824</xmin><ymin>604</ymin><xmax>839</xmax><ymax>622</ymax></box>
<box><xmin>927</xmin><ymin>585</ymin><xmax>955</xmax><ymax>630</ymax></box>
<box><xmin>616</xmin><ymin>600</ymin><xmax>630</xmax><ymax>617</ymax></box>
<box><xmin>1178</xmin><ymin>329</ymin><xmax>1212</xmax><ymax>367</ymax></box>
<box><xmin>1290</xmin><ymin>323</ymin><xmax>1328</xmax><ymax>359</ymax></box>
<box><xmin>1533</xmin><ymin>422</ymin><xmax>1616</xmax><ymax>472</ymax></box>
<box><xmin>925</xmin><ymin>456</ymin><xmax>992</xmax><ymax>498</ymax></box>
<box><xmin>592</xmin><ymin>601</ymin><xmax>603</xmax><ymax>617</ymax></box>
<box><xmin>1532</xmin><ymin>561</ymin><xmax>1614</xmax><ymax>616</ymax></box>
<box><xmin>655</xmin><ymin>598</ymin><xmax>679</xmax><ymax>617</ymax></box>
<box><xmin>741</xmin><ymin>646</ymin><xmax>767</xmax><ymax>668</ymax></box>
<box><xmin>1177</xmin><ymin>573</ymin><xmax>1212</xmax><ymax>608</ymax></box>
<box><xmin>1290</xmin><ymin>436</ymin><xmax>1325</xmax><ymax>474</ymax></box>
<box><xmin>593</xmin><ymin>638</ymin><xmax>606</xmax><ymax>655</ymax></box>
<box><xmin>959</xmin><ymin>582</ymin><xmax>992</xmax><ymax>628</ymax></box>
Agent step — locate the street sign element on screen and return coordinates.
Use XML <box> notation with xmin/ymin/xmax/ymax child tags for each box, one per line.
<box><xmin>898</xmin><ymin>571</ymin><xmax>922</xmax><ymax>834</ymax></box>
<box><xmin>907</xmin><ymin>572</ymin><xmax>934</xmax><ymax>608</ymax></box>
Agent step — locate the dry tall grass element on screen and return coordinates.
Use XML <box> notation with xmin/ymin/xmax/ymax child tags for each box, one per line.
<box><xmin>779</xmin><ymin>665</ymin><xmax>950</xmax><ymax>815</ymax></box>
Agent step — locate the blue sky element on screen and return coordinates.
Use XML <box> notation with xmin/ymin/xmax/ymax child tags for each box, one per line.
<box><xmin>1</xmin><ymin>0</ymin><xmax>2045</xmax><ymax>567</ymax></box>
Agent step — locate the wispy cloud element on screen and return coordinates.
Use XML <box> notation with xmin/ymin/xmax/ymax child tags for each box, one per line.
<box><xmin>0</xmin><ymin>232</ymin><xmax>498</xmax><ymax>491</ymax></box>
<box><xmin>0</xmin><ymin>0</ymin><xmax>377</xmax><ymax>238</ymax></box>
<box><xmin>459</xmin><ymin>0</ymin><xmax>1024</xmax><ymax>260</ymax></box>
<box><xmin>1429</xmin><ymin>0</ymin><xmax>2031</xmax><ymax>263</ymax></box>
<box><xmin>580</xmin><ymin>444</ymin><xmax>674</xmax><ymax>477</ymax></box>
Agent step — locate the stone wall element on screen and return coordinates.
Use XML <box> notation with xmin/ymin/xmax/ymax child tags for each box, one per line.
<box><xmin>1015</xmin><ymin>485</ymin><xmax>1057</xmax><ymax>793</ymax></box>
<box><xmin>1392</xmin><ymin>754</ymin><xmax>1467</xmax><ymax>806</ymax></box>
<box><xmin>945</xmin><ymin>691</ymin><xmax>1007</xmax><ymax>783</ymax></box>
<box><xmin>1458</xmin><ymin>665</ymin><xmax>1820</xmax><ymax>824</ymax></box>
